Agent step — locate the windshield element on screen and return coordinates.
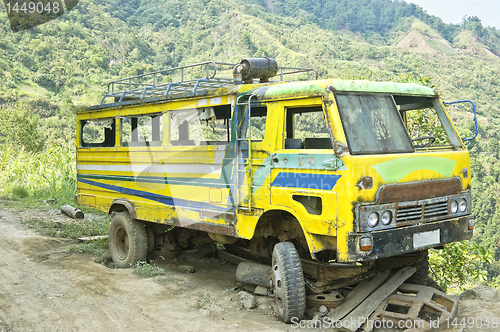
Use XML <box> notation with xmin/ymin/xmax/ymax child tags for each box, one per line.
<box><xmin>336</xmin><ymin>94</ymin><xmax>414</xmax><ymax>155</ymax></box>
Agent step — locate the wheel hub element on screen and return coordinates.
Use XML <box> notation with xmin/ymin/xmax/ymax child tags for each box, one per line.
<box><xmin>271</xmin><ymin>259</ymin><xmax>284</xmax><ymax>315</ymax></box>
<box><xmin>115</xmin><ymin>227</ymin><xmax>129</xmax><ymax>260</ymax></box>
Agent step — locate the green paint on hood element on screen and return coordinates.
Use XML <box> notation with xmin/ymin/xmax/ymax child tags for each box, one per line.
<box><xmin>263</xmin><ymin>83</ymin><xmax>326</xmax><ymax>99</ymax></box>
<box><xmin>328</xmin><ymin>80</ymin><xmax>437</xmax><ymax>96</ymax></box>
<box><xmin>372</xmin><ymin>157</ymin><xmax>457</xmax><ymax>183</ymax></box>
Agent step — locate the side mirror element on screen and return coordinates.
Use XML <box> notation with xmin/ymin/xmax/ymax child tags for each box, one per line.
<box><xmin>444</xmin><ymin>100</ymin><xmax>478</xmax><ymax>141</ymax></box>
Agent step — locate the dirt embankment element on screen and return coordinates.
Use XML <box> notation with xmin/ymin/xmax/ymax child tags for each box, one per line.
<box><xmin>1</xmin><ymin>205</ymin><xmax>499</xmax><ymax>332</ymax></box>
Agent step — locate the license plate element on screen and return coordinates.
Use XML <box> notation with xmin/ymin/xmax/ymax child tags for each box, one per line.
<box><xmin>413</xmin><ymin>229</ymin><xmax>441</xmax><ymax>249</ymax></box>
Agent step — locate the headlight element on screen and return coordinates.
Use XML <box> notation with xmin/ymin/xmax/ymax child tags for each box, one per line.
<box><xmin>451</xmin><ymin>200</ymin><xmax>458</xmax><ymax>214</ymax></box>
<box><xmin>459</xmin><ymin>198</ymin><xmax>467</xmax><ymax>212</ymax></box>
<box><xmin>367</xmin><ymin>212</ymin><xmax>379</xmax><ymax>228</ymax></box>
<box><xmin>381</xmin><ymin>210</ymin><xmax>392</xmax><ymax>225</ymax></box>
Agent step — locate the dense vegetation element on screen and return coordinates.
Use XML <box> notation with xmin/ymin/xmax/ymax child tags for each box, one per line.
<box><xmin>1</xmin><ymin>0</ymin><xmax>500</xmax><ymax>290</ymax></box>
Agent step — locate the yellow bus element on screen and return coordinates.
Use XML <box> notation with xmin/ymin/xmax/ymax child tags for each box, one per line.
<box><xmin>76</xmin><ymin>58</ymin><xmax>476</xmax><ymax>322</ymax></box>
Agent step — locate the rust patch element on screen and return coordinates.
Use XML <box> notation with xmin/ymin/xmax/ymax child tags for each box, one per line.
<box><xmin>170</xmin><ymin>218</ymin><xmax>236</xmax><ymax>237</ymax></box>
<box><xmin>301</xmin><ymin>259</ymin><xmax>370</xmax><ymax>284</ymax></box>
<box><xmin>376</xmin><ymin>178</ymin><xmax>462</xmax><ymax>204</ymax></box>
<box><xmin>322</xmin><ymin>98</ymin><xmax>349</xmax><ymax>155</ymax></box>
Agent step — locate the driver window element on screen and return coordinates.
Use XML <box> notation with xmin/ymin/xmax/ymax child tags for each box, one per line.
<box><xmin>284</xmin><ymin>106</ymin><xmax>331</xmax><ymax>149</ymax></box>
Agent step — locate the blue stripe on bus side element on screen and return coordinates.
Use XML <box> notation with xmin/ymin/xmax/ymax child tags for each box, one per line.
<box><xmin>271</xmin><ymin>172</ymin><xmax>341</xmax><ymax>191</ymax></box>
<box><xmin>78</xmin><ymin>178</ymin><xmax>228</xmax><ymax>212</ymax></box>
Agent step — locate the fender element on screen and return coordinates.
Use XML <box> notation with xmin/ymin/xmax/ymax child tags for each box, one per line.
<box><xmin>109</xmin><ymin>199</ymin><xmax>137</xmax><ymax>219</ymax></box>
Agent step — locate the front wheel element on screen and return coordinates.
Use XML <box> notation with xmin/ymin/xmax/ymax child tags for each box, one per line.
<box><xmin>407</xmin><ymin>250</ymin><xmax>429</xmax><ymax>285</ymax></box>
<box><xmin>271</xmin><ymin>242</ymin><xmax>306</xmax><ymax>323</ymax></box>
<box><xmin>109</xmin><ymin>212</ymin><xmax>148</xmax><ymax>268</ymax></box>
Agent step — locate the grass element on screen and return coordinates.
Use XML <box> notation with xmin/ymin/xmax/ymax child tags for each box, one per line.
<box><xmin>0</xmin><ymin>141</ymin><xmax>124</xmax><ymax>268</ymax></box>
<box><xmin>12</xmin><ymin>185</ymin><xmax>29</xmax><ymax>198</ymax></box>
<box><xmin>194</xmin><ymin>295</ymin><xmax>211</xmax><ymax>309</ymax></box>
<box><xmin>21</xmin><ymin>216</ymin><xmax>110</xmax><ymax>240</ymax></box>
<box><xmin>0</xmin><ymin>140</ymin><xmax>113</xmax><ymax>264</ymax></box>
<box><xmin>0</xmin><ymin>144</ymin><xmax>76</xmax><ymax>203</ymax></box>
<box><xmin>70</xmin><ymin>237</ymin><xmax>110</xmax><ymax>264</ymax></box>
<box><xmin>17</xmin><ymin>212</ymin><xmax>112</xmax><ymax>263</ymax></box>
<box><xmin>132</xmin><ymin>261</ymin><xmax>167</xmax><ymax>278</ymax></box>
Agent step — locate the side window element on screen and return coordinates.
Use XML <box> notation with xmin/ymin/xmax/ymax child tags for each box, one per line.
<box><xmin>170</xmin><ymin>106</ymin><xmax>230</xmax><ymax>146</ymax></box>
<box><xmin>284</xmin><ymin>106</ymin><xmax>331</xmax><ymax>149</ymax></box>
<box><xmin>81</xmin><ymin>118</ymin><xmax>115</xmax><ymax>147</ymax></box>
<box><xmin>394</xmin><ymin>96</ymin><xmax>461</xmax><ymax>149</ymax></box>
<box><xmin>121</xmin><ymin>114</ymin><xmax>162</xmax><ymax>146</ymax></box>
<box><xmin>404</xmin><ymin>108</ymin><xmax>450</xmax><ymax>145</ymax></box>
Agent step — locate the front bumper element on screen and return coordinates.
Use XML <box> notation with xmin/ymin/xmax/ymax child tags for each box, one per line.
<box><xmin>344</xmin><ymin>215</ymin><xmax>474</xmax><ymax>262</ymax></box>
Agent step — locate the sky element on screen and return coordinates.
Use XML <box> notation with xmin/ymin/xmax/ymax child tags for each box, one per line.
<box><xmin>407</xmin><ymin>0</ymin><xmax>499</xmax><ymax>29</ymax></box>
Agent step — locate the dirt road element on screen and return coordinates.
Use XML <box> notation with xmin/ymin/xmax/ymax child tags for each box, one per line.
<box><xmin>3</xmin><ymin>205</ymin><xmax>500</xmax><ymax>332</ymax></box>
<box><xmin>0</xmin><ymin>207</ymin><xmax>291</xmax><ymax>332</ymax></box>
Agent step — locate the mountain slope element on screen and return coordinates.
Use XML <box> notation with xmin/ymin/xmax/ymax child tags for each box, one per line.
<box><xmin>2</xmin><ymin>0</ymin><xmax>500</xmax><ymax>284</ymax></box>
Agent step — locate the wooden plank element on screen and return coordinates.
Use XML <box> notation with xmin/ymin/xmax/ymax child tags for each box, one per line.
<box><xmin>330</xmin><ymin>270</ymin><xmax>391</xmax><ymax>322</ymax></box>
<box><xmin>78</xmin><ymin>235</ymin><xmax>109</xmax><ymax>242</ymax></box>
<box><xmin>216</xmin><ymin>249</ymin><xmax>250</xmax><ymax>265</ymax></box>
<box><xmin>341</xmin><ymin>266</ymin><xmax>416</xmax><ymax>331</ymax></box>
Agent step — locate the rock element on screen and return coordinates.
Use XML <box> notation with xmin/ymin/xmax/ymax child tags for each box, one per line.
<box><xmin>254</xmin><ymin>286</ymin><xmax>269</xmax><ymax>296</ymax></box>
<box><xmin>236</xmin><ymin>282</ymin><xmax>256</xmax><ymax>293</ymax></box>
<box><xmin>426</xmin><ymin>277</ymin><xmax>446</xmax><ymax>293</ymax></box>
<box><xmin>224</xmin><ymin>296</ymin><xmax>232</xmax><ymax>302</ymax></box>
<box><xmin>318</xmin><ymin>305</ymin><xmax>328</xmax><ymax>316</ymax></box>
<box><xmin>307</xmin><ymin>307</ymin><xmax>317</xmax><ymax>319</ymax></box>
<box><xmin>52</xmin><ymin>221</ymin><xmax>63</xmax><ymax>228</ymax></box>
<box><xmin>312</xmin><ymin>314</ymin><xmax>322</xmax><ymax>328</ymax></box>
<box><xmin>460</xmin><ymin>285</ymin><xmax>500</xmax><ymax>302</ymax></box>
<box><xmin>258</xmin><ymin>297</ymin><xmax>273</xmax><ymax>310</ymax></box>
<box><xmin>179</xmin><ymin>265</ymin><xmax>195</xmax><ymax>273</ymax></box>
<box><xmin>199</xmin><ymin>309</ymin><xmax>210</xmax><ymax>316</ymax></box>
<box><xmin>235</xmin><ymin>262</ymin><xmax>271</xmax><ymax>287</ymax></box>
<box><xmin>207</xmin><ymin>303</ymin><xmax>224</xmax><ymax>313</ymax></box>
<box><xmin>197</xmin><ymin>244</ymin><xmax>216</xmax><ymax>258</ymax></box>
<box><xmin>239</xmin><ymin>291</ymin><xmax>258</xmax><ymax>309</ymax></box>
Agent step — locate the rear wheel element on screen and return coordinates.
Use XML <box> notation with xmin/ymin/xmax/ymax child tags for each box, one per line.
<box><xmin>109</xmin><ymin>212</ymin><xmax>147</xmax><ymax>268</ymax></box>
<box><xmin>146</xmin><ymin>226</ymin><xmax>156</xmax><ymax>254</ymax></box>
<box><xmin>270</xmin><ymin>242</ymin><xmax>306</xmax><ymax>323</ymax></box>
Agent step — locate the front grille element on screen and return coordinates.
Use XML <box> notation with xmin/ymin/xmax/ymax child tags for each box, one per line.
<box><xmin>424</xmin><ymin>201</ymin><xmax>449</xmax><ymax>217</ymax></box>
<box><xmin>396</xmin><ymin>201</ymin><xmax>448</xmax><ymax>223</ymax></box>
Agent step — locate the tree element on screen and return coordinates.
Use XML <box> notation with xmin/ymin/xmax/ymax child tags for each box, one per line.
<box><xmin>429</xmin><ymin>241</ymin><xmax>492</xmax><ymax>293</ymax></box>
<box><xmin>462</xmin><ymin>16</ymin><xmax>486</xmax><ymax>38</ymax></box>
<box><xmin>0</xmin><ymin>104</ymin><xmax>45</xmax><ymax>152</ymax></box>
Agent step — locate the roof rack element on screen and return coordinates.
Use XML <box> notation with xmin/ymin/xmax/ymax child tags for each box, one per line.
<box><xmin>99</xmin><ymin>60</ymin><xmax>318</xmax><ymax>105</ymax></box>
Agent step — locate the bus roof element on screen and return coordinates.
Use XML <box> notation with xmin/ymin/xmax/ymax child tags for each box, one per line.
<box><xmin>77</xmin><ymin>79</ymin><xmax>437</xmax><ymax>113</ymax></box>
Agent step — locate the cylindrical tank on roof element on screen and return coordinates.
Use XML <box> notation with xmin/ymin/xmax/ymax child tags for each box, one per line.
<box><xmin>233</xmin><ymin>57</ymin><xmax>278</xmax><ymax>84</ymax></box>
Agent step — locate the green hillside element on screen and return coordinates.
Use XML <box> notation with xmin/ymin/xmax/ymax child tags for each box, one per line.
<box><xmin>1</xmin><ymin>0</ymin><xmax>500</xmax><ymax>287</ymax></box>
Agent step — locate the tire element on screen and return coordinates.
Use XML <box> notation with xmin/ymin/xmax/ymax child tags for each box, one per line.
<box><xmin>109</xmin><ymin>212</ymin><xmax>148</xmax><ymax>268</ymax></box>
<box><xmin>406</xmin><ymin>250</ymin><xmax>429</xmax><ymax>285</ymax></box>
<box><xmin>271</xmin><ymin>242</ymin><xmax>306</xmax><ymax>323</ymax></box>
<box><xmin>146</xmin><ymin>226</ymin><xmax>156</xmax><ymax>254</ymax></box>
